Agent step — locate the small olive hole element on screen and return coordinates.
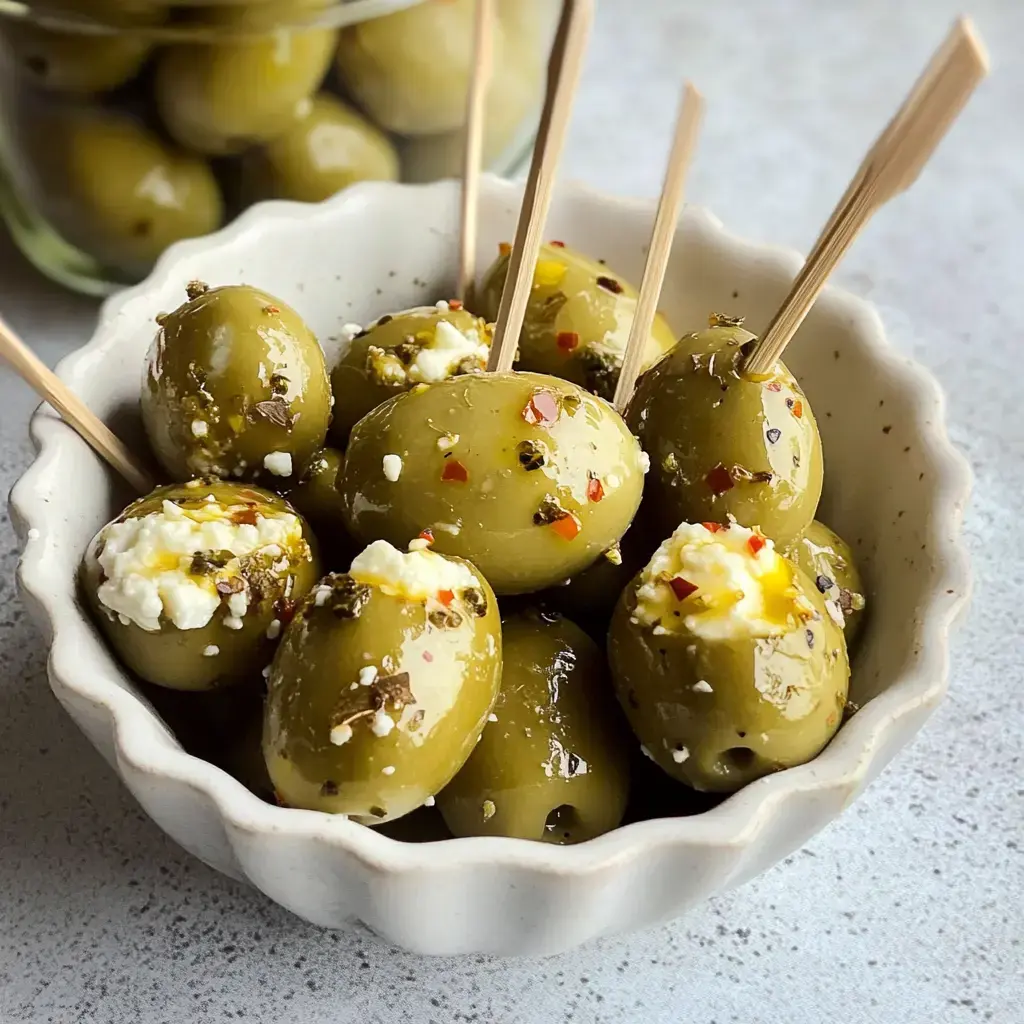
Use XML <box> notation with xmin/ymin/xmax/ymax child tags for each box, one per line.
<box><xmin>720</xmin><ymin>747</ymin><xmax>757</xmax><ymax>771</ymax></box>
<box><xmin>544</xmin><ymin>803</ymin><xmax>581</xmax><ymax>842</ymax></box>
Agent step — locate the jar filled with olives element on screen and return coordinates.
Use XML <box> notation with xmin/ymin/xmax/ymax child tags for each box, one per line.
<box><xmin>0</xmin><ymin>0</ymin><xmax>556</xmax><ymax>294</ymax></box>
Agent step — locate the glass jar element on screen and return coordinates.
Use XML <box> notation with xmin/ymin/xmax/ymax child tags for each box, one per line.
<box><xmin>0</xmin><ymin>0</ymin><xmax>555</xmax><ymax>294</ymax></box>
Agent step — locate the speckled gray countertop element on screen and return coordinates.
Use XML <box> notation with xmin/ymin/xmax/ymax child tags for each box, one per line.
<box><xmin>1</xmin><ymin>1</ymin><xmax>1021</xmax><ymax>1021</ymax></box>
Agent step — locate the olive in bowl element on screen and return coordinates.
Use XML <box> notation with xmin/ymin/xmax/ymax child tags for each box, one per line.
<box><xmin>437</xmin><ymin>609</ymin><xmax>630</xmax><ymax>843</ymax></box>
<box><xmin>626</xmin><ymin>315</ymin><xmax>823</xmax><ymax>547</ymax></box>
<box><xmin>81</xmin><ymin>480</ymin><xmax>320</xmax><ymax>691</ymax></box>
<box><xmin>141</xmin><ymin>282</ymin><xmax>331</xmax><ymax>485</ymax></box>
<box><xmin>329</xmin><ymin>303</ymin><xmax>492</xmax><ymax>444</ymax></box>
<box><xmin>476</xmin><ymin>242</ymin><xmax>677</xmax><ymax>399</ymax></box>
<box><xmin>608</xmin><ymin>520</ymin><xmax>849</xmax><ymax>793</ymax></box>
<box><xmin>338</xmin><ymin>371</ymin><xmax>647</xmax><ymax>595</ymax></box>
<box><xmin>263</xmin><ymin>540</ymin><xmax>502</xmax><ymax>823</ymax></box>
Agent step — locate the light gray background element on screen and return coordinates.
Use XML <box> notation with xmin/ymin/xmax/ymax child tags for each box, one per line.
<box><xmin>1</xmin><ymin>1</ymin><xmax>1021</xmax><ymax>1021</ymax></box>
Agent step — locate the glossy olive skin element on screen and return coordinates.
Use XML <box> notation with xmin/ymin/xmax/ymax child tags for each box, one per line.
<box><xmin>285</xmin><ymin>447</ymin><xmax>357</xmax><ymax>569</ymax></box>
<box><xmin>626</xmin><ymin>322</ymin><xmax>823</xmax><ymax>546</ymax></box>
<box><xmin>142</xmin><ymin>283</ymin><xmax>331</xmax><ymax>484</ymax></box>
<box><xmin>155</xmin><ymin>15</ymin><xmax>336</xmax><ymax>155</ymax></box>
<box><xmin>608</xmin><ymin>566</ymin><xmax>849</xmax><ymax>793</ymax></box>
<box><xmin>338</xmin><ymin>371</ymin><xmax>646</xmax><ymax>595</ymax></box>
<box><xmin>476</xmin><ymin>243</ymin><xmax>678</xmax><ymax>400</ymax></box>
<box><xmin>784</xmin><ymin>520</ymin><xmax>866</xmax><ymax>650</ymax></box>
<box><xmin>21</xmin><ymin>107</ymin><xmax>222</xmax><ymax>277</ymax></box>
<box><xmin>81</xmin><ymin>481</ymin><xmax>320</xmax><ymax>691</ymax></box>
<box><xmin>263</xmin><ymin>565</ymin><xmax>502</xmax><ymax>822</ymax></box>
<box><xmin>438</xmin><ymin>610</ymin><xmax>630</xmax><ymax>843</ymax></box>
<box><xmin>241</xmin><ymin>93</ymin><xmax>399</xmax><ymax>204</ymax></box>
<box><xmin>329</xmin><ymin>306</ymin><xmax>492</xmax><ymax>444</ymax></box>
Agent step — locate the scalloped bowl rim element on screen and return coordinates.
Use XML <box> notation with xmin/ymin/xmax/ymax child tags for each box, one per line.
<box><xmin>10</xmin><ymin>176</ymin><xmax>972</xmax><ymax>879</ymax></box>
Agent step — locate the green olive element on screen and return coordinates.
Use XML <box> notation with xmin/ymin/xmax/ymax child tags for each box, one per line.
<box><xmin>141</xmin><ymin>282</ymin><xmax>331</xmax><ymax>484</ymax></box>
<box><xmin>18</xmin><ymin>107</ymin><xmax>222</xmax><ymax>277</ymax></box>
<box><xmin>626</xmin><ymin>317</ymin><xmax>823</xmax><ymax>546</ymax></box>
<box><xmin>475</xmin><ymin>243</ymin><xmax>678</xmax><ymax>400</ymax></box>
<box><xmin>329</xmin><ymin>305</ymin><xmax>492</xmax><ymax>444</ymax></box>
<box><xmin>215</xmin><ymin>702</ymin><xmax>277</xmax><ymax>802</ymax></box>
<box><xmin>240</xmin><ymin>92</ymin><xmax>399</xmax><ymax>204</ymax></box>
<box><xmin>338</xmin><ymin>371</ymin><xmax>646</xmax><ymax>595</ymax></box>
<box><xmin>285</xmin><ymin>447</ymin><xmax>358</xmax><ymax>570</ymax></box>
<box><xmin>783</xmin><ymin>520</ymin><xmax>866</xmax><ymax>650</ymax></box>
<box><xmin>372</xmin><ymin>805</ymin><xmax>453</xmax><ymax>842</ymax></box>
<box><xmin>608</xmin><ymin>522</ymin><xmax>849</xmax><ymax>793</ymax></box>
<box><xmin>0</xmin><ymin>21</ymin><xmax>154</xmax><ymax>95</ymax></box>
<box><xmin>81</xmin><ymin>481</ymin><xmax>320</xmax><ymax>691</ymax></box>
<box><xmin>263</xmin><ymin>546</ymin><xmax>502</xmax><ymax>823</ymax></box>
<box><xmin>437</xmin><ymin>609</ymin><xmax>630</xmax><ymax>843</ymax></box>
<box><xmin>154</xmin><ymin>17</ymin><xmax>336</xmax><ymax>155</ymax></box>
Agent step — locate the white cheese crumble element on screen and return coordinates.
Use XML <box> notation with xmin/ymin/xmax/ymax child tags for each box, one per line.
<box><xmin>632</xmin><ymin>522</ymin><xmax>800</xmax><ymax>641</ymax></box>
<box><xmin>27</xmin><ymin>528</ymin><xmax>40</xmax><ymax>541</ymax></box>
<box><xmin>382</xmin><ymin>454</ymin><xmax>403</xmax><ymax>482</ymax></box>
<box><xmin>339</xmin><ymin>322</ymin><xmax>363</xmax><ymax>342</ymax></box>
<box><xmin>266</xmin><ymin>618</ymin><xmax>282</xmax><ymax>639</ymax></box>
<box><xmin>434</xmin><ymin>299</ymin><xmax>450</xmax><ymax>312</ymax></box>
<box><xmin>433</xmin><ymin>522</ymin><xmax>461</xmax><ymax>536</ymax></box>
<box><xmin>203</xmin><ymin>644</ymin><xmax>220</xmax><ymax>657</ymax></box>
<box><xmin>424</xmin><ymin>795</ymin><xmax>435</xmax><ymax>807</ymax></box>
<box><xmin>349</xmin><ymin>540</ymin><xmax>479</xmax><ymax>602</ymax></box>
<box><xmin>330</xmin><ymin>723</ymin><xmax>353</xmax><ymax>746</ymax></box>
<box><xmin>263</xmin><ymin>451</ymin><xmax>293</xmax><ymax>477</ymax></box>
<box><xmin>358</xmin><ymin>666</ymin><xmax>378</xmax><ymax>686</ymax></box>
<box><xmin>371</xmin><ymin>709</ymin><xmax>395</xmax><ymax>737</ymax></box>
<box><xmin>692</xmin><ymin>680</ymin><xmax>713</xmax><ymax>693</ymax></box>
<box><xmin>191</xmin><ymin>420</ymin><xmax>209</xmax><ymax>438</ymax></box>
<box><xmin>262</xmin><ymin>664</ymin><xmax>272</xmax><ymax>679</ymax></box>
<box><xmin>672</xmin><ymin>745</ymin><xmax>691</xmax><ymax>764</ymax></box>
<box><xmin>381</xmin><ymin>765</ymin><xmax>396</xmax><ymax>776</ymax></box>
<box><xmin>407</xmin><ymin>319</ymin><xmax>489</xmax><ymax>383</ymax></box>
<box><xmin>639</xmin><ymin>451</ymin><xmax>651</xmax><ymax>474</ymax></box>
<box><xmin>407</xmin><ymin>538</ymin><xmax>431</xmax><ymax>552</ymax></box>
<box><xmin>93</xmin><ymin>498</ymin><xmax>304</xmax><ymax>632</ymax></box>
<box><xmin>313</xmin><ymin>584</ymin><xmax>332</xmax><ymax>607</ymax></box>
<box><xmin>436</xmin><ymin>433</ymin><xmax>459</xmax><ymax>451</ymax></box>
<box><xmin>487</xmin><ymin>713</ymin><xmax>498</xmax><ymax>723</ymax></box>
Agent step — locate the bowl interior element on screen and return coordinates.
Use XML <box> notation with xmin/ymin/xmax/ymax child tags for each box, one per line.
<box><xmin>20</xmin><ymin>177</ymin><xmax>966</xmax><ymax>835</ymax></box>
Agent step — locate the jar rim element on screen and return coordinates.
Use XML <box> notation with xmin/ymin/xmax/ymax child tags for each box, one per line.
<box><xmin>0</xmin><ymin>0</ymin><xmax>429</xmax><ymax>39</ymax></box>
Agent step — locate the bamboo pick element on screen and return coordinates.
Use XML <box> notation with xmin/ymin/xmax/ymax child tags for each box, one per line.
<box><xmin>456</xmin><ymin>0</ymin><xmax>496</xmax><ymax>304</ymax></box>
<box><xmin>613</xmin><ymin>82</ymin><xmax>704</xmax><ymax>412</ymax></box>
<box><xmin>743</xmin><ymin>17</ymin><xmax>989</xmax><ymax>377</ymax></box>
<box><xmin>0</xmin><ymin>315</ymin><xmax>154</xmax><ymax>493</ymax></box>
<box><xmin>486</xmin><ymin>0</ymin><xmax>595</xmax><ymax>373</ymax></box>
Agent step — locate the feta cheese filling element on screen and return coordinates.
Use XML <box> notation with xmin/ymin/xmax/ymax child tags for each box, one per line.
<box><xmin>349</xmin><ymin>540</ymin><xmax>479</xmax><ymax>602</ymax></box>
<box><xmin>632</xmin><ymin>521</ymin><xmax>808</xmax><ymax>641</ymax></box>
<box><xmin>94</xmin><ymin>498</ymin><xmax>304</xmax><ymax>632</ymax></box>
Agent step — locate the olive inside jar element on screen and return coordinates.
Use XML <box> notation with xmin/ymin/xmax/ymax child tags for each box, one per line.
<box><xmin>0</xmin><ymin>0</ymin><xmax>557</xmax><ymax>294</ymax></box>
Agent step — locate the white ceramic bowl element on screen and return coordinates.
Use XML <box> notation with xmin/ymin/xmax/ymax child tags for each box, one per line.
<box><xmin>9</xmin><ymin>176</ymin><xmax>971</xmax><ymax>956</ymax></box>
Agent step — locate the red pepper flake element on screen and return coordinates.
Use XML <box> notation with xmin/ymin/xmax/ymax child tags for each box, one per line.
<box><xmin>418</xmin><ymin>528</ymin><xmax>435</xmax><ymax>544</ymax></box>
<box><xmin>550</xmin><ymin>513</ymin><xmax>581</xmax><ymax>540</ymax></box>
<box><xmin>448</xmin><ymin>299</ymin><xmax>464</xmax><ymax>311</ymax></box>
<box><xmin>263</xmin><ymin>304</ymin><xmax>280</xmax><ymax>314</ymax></box>
<box><xmin>556</xmin><ymin>331</ymin><xmax>580</xmax><ymax>352</ymax></box>
<box><xmin>705</xmin><ymin>465</ymin><xmax>735</xmax><ymax>495</ymax></box>
<box><xmin>441</xmin><ymin>459</ymin><xmax>469</xmax><ymax>483</ymax></box>
<box><xmin>437</xmin><ymin>589</ymin><xmax>454</xmax><ymax>607</ymax></box>
<box><xmin>587</xmin><ymin>475</ymin><xmax>605</xmax><ymax>502</ymax></box>
<box><xmin>550</xmin><ymin>240</ymin><xmax>566</xmax><ymax>247</ymax></box>
<box><xmin>498</xmin><ymin>242</ymin><xmax>511</xmax><ymax>256</ymax></box>
<box><xmin>231</xmin><ymin>507</ymin><xmax>260</xmax><ymax>526</ymax></box>
<box><xmin>790</xmin><ymin>399</ymin><xmax>804</xmax><ymax>419</ymax></box>
<box><xmin>766</xmin><ymin>381</ymin><xmax>782</xmax><ymax>392</ymax></box>
<box><xmin>747</xmin><ymin>533</ymin><xmax>766</xmax><ymax>556</ymax></box>
<box><xmin>669</xmin><ymin>577</ymin><xmax>699</xmax><ymax>601</ymax></box>
<box><xmin>423</xmin><ymin>651</ymin><xmax>434</xmax><ymax>663</ymax></box>
<box><xmin>702</xmin><ymin>522</ymin><xmax>725</xmax><ymax>533</ymax></box>
<box><xmin>522</xmin><ymin>391</ymin><xmax>560</xmax><ymax>425</ymax></box>
<box><xmin>596</xmin><ymin>275</ymin><xmax>623</xmax><ymax>294</ymax></box>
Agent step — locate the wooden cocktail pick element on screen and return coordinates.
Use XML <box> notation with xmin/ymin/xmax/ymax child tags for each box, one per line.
<box><xmin>613</xmin><ymin>81</ymin><xmax>704</xmax><ymax>411</ymax></box>
<box><xmin>456</xmin><ymin>0</ymin><xmax>497</xmax><ymax>304</ymax></box>
<box><xmin>487</xmin><ymin>0</ymin><xmax>595</xmax><ymax>373</ymax></box>
<box><xmin>743</xmin><ymin>17</ymin><xmax>989</xmax><ymax>377</ymax></box>
<box><xmin>0</xmin><ymin>314</ymin><xmax>154</xmax><ymax>493</ymax></box>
